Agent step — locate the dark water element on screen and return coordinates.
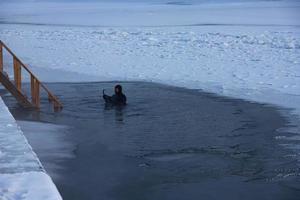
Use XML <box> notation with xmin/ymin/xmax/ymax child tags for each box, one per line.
<box><xmin>1</xmin><ymin>82</ymin><xmax>300</xmax><ymax>200</ymax></box>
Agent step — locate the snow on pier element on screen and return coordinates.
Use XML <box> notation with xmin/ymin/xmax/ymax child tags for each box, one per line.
<box><xmin>0</xmin><ymin>97</ymin><xmax>62</xmax><ymax>200</ymax></box>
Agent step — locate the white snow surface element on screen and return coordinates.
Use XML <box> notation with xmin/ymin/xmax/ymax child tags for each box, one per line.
<box><xmin>0</xmin><ymin>97</ymin><xmax>62</xmax><ymax>200</ymax></box>
<box><xmin>0</xmin><ymin>1</ymin><xmax>299</xmax><ymax>115</ymax></box>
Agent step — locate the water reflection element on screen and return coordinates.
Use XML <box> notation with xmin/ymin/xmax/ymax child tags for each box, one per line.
<box><xmin>104</xmin><ymin>103</ymin><xmax>126</xmax><ymax>123</ymax></box>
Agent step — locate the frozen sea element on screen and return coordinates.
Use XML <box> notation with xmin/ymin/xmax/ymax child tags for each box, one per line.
<box><xmin>0</xmin><ymin>0</ymin><xmax>299</xmax><ymax>115</ymax></box>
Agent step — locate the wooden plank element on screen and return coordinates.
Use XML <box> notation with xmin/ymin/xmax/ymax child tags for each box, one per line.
<box><xmin>0</xmin><ymin>41</ymin><xmax>34</xmax><ymax>75</ymax></box>
<box><xmin>31</xmin><ymin>75</ymin><xmax>36</xmax><ymax>105</ymax></box>
<box><xmin>13</xmin><ymin>57</ymin><xmax>22</xmax><ymax>91</ymax></box>
<box><xmin>35</xmin><ymin>80</ymin><xmax>40</xmax><ymax>108</ymax></box>
<box><xmin>0</xmin><ymin>71</ymin><xmax>33</xmax><ymax>108</ymax></box>
<box><xmin>30</xmin><ymin>76</ymin><xmax>40</xmax><ymax>108</ymax></box>
<box><xmin>0</xmin><ymin>43</ymin><xmax>3</xmax><ymax>72</ymax></box>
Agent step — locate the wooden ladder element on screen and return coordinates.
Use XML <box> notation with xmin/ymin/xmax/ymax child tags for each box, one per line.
<box><xmin>0</xmin><ymin>40</ymin><xmax>63</xmax><ymax>111</ymax></box>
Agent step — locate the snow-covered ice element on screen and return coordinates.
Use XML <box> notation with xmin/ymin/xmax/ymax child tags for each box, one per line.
<box><xmin>1</xmin><ymin>2</ymin><xmax>299</xmax><ymax>114</ymax></box>
<box><xmin>0</xmin><ymin>97</ymin><xmax>62</xmax><ymax>200</ymax></box>
<box><xmin>0</xmin><ymin>172</ymin><xmax>62</xmax><ymax>200</ymax></box>
<box><xmin>0</xmin><ymin>1</ymin><xmax>299</xmax><ymax>122</ymax></box>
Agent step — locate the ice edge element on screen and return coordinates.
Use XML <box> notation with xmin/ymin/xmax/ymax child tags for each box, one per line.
<box><xmin>0</xmin><ymin>96</ymin><xmax>62</xmax><ymax>200</ymax></box>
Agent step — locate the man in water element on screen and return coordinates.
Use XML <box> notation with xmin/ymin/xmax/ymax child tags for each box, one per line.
<box><xmin>103</xmin><ymin>84</ymin><xmax>127</xmax><ymax>105</ymax></box>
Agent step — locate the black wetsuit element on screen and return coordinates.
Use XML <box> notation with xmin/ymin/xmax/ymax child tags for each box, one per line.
<box><xmin>103</xmin><ymin>93</ymin><xmax>127</xmax><ymax>105</ymax></box>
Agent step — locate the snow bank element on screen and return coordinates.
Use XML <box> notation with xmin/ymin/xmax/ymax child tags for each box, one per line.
<box><xmin>0</xmin><ymin>97</ymin><xmax>62</xmax><ymax>200</ymax></box>
<box><xmin>0</xmin><ymin>172</ymin><xmax>62</xmax><ymax>200</ymax></box>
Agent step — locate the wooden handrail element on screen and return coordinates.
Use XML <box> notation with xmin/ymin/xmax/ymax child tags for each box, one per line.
<box><xmin>0</xmin><ymin>42</ymin><xmax>2</xmax><ymax>71</ymax></box>
<box><xmin>0</xmin><ymin>40</ymin><xmax>63</xmax><ymax>111</ymax></box>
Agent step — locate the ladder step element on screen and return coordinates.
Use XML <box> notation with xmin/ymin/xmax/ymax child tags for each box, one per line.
<box><xmin>0</xmin><ymin>71</ymin><xmax>33</xmax><ymax>108</ymax></box>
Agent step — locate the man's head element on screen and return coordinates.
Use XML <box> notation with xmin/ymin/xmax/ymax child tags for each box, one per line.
<box><xmin>115</xmin><ymin>84</ymin><xmax>123</xmax><ymax>94</ymax></box>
